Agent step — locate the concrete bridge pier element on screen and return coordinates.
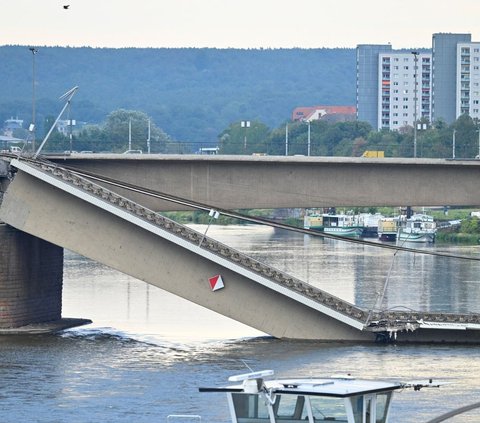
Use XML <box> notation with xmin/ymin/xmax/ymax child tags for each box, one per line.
<box><xmin>0</xmin><ymin>223</ymin><xmax>91</xmax><ymax>334</ymax></box>
<box><xmin>0</xmin><ymin>224</ymin><xmax>63</xmax><ymax>326</ymax></box>
<box><xmin>0</xmin><ymin>158</ymin><xmax>91</xmax><ymax>333</ymax></box>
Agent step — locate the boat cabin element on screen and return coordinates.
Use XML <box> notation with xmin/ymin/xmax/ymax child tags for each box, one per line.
<box><xmin>199</xmin><ymin>370</ymin><xmax>412</xmax><ymax>423</ymax></box>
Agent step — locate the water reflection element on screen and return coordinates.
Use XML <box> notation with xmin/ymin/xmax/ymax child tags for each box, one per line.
<box><xmin>201</xmin><ymin>225</ymin><xmax>480</xmax><ymax>314</ymax></box>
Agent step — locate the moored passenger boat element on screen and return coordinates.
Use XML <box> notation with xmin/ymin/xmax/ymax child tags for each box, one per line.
<box><xmin>397</xmin><ymin>214</ymin><xmax>437</xmax><ymax>243</ymax></box>
<box><xmin>357</xmin><ymin>213</ymin><xmax>383</xmax><ymax>238</ymax></box>
<box><xmin>378</xmin><ymin>217</ymin><xmax>399</xmax><ymax>241</ymax></box>
<box><xmin>303</xmin><ymin>213</ymin><xmax>323</xmax><ymax>231</ymax></box>
<box><xmin>322</xmin><ymin>213</ymin><xmax>363</xmax><ymax>238</ymax></box>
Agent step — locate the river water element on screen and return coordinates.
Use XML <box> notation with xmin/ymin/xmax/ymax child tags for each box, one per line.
<box><xmin>1</xmin><ymin>225</ymin><xmax>480</xmax><ymax>422</ymax></box>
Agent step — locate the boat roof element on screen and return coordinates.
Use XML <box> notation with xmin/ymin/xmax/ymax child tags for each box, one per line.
<box><xmin>200</xmin><ymin>376</ymin><xmax>403</xmax><ymax>398</ymax></box>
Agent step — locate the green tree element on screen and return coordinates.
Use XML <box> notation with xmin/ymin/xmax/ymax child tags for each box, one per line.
<box><xmin>266</xmin><ymin>123</ymin><xmax>289</xmax><ymax>156</ymax></box>
<box><xmin>461</xmin><ymin>217</ymin><xmax>480</xmax><ymax>234</ymax></box>
<box><xmin>218</xmin><ymin>120</ymin><xmax>270</xmax><ymax>155</ymax></box>
<box><xmin>454</xmin><ymin>114</ymin><xmax>478</xmax><ymax>158</ymax></box>
<box><xmin>102</xmin><ymin>109</ymin><xmax>171</xmax><ymax>153</ymax></box>
<box><xmin>41</xmin><ymin>115</ymin><xmax>69</xmax><ymax>153</ymax></box>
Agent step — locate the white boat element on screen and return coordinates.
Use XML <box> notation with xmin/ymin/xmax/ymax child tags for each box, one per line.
<box><xmin>198</xmin><ymin>370</ymin><xmax>443</xmax><ymax>423</ymax></box>
<box><xmin>357</xmin><ymin>213</ymin><xmax>383</xmax><ymax>238</ymax></box>
<box><xmin>397</xmin><ymin>214</ymin><xmax>436</xmax><ymax>243</ymax></box>
<box><xmin>322</xmin><ymin>214</ymin><xmax>363</xmax><ymax>237</ymax></box>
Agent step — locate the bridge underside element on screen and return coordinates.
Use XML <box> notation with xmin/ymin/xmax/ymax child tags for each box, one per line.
<box><xmin>50</xmin><ymin>154</ymin><xmax>480</xmax><ymax>210</ymax></box>
<box><xmin>2</xmin><ymin>158</ymin><xmax>480</xmax><ymax>343</ymax></box>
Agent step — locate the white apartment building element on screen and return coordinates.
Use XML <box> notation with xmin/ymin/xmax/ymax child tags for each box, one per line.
<box><xmin>377</xmin><ymin>52</ymin><xmax>432</xmax><ymax>131</ymax></box>
<box><xmin>456</xmin><ymin>42</ymin><xmax>480</xmax><ymax>120</ymax></box>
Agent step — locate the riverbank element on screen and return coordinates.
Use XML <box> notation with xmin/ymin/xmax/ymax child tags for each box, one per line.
<box><xmin>436</xmin><ymin>231</ymin><xmax>480</xmax><ymax>244</ymax></box>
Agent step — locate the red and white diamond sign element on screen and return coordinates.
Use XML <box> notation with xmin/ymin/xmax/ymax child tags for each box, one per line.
<box><xmin>208</xmin><ymin>274</ymin><xmax>224</xmax><ymax>291</ymax></box>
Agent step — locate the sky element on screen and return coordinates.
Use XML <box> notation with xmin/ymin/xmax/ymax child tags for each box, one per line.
<box><xmin>3</xmin><ymin>0</ymin><xmax>480</xmax><ymax>49</ymax></box>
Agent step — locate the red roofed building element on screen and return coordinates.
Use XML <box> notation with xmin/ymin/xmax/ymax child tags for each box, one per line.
<box><xmin>292</xmin><ymin>106</ymin><xmax>356</xmax><ymax>123</ymax></box>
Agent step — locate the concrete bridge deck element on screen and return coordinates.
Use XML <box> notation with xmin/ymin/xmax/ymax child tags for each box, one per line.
<box><xmin>1</xmin><ymin>157</ymin><xmax>480</xmax><ymax>343</ymax></box>
<box><xmin>45</xmin><ymin>153</ymin><xmax>480</xmax><ymax>210</ymax></box>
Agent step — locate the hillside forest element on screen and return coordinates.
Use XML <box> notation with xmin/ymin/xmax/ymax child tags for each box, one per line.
<box><xmin>0</xmin><ymin>45</ymin><xmax>355</xmax><ymax>147</ymax></box>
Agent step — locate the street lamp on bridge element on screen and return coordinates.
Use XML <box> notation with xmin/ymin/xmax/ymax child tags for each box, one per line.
<box><xmin>241</xmin><ymin>120</ymin><xmax>250</xmax><ymax>153</ymax></box>
<box><xmin>29</xmin><ymin>47</ymin><xmax>38</xmax><ymax>152</ymax></box>
<box><xmin>411</xmin><ymin>51</ymin><xmax>419</xmax><ymax>158</ymax></box>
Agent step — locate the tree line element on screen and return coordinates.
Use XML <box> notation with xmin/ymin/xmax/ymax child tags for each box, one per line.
<box><xmin>11</xmin><ymin>108</ymin><xmax>480</xmax><ymax>159</ymax></box>
<box><xmin>218</xmin><ymin>114</ymin><xmax>480</xmax><ymax>159</ymax></box>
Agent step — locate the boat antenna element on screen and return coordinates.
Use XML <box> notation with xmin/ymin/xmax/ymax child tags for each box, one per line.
<box><xmin>33</xmin><ymin>86</ymin><xmax>78</xmax><ymax>159</ymax></box>
<box><xmin>241</xmin><ymin>359</ymin><xmax>254</xmax><ymax>372</ymax></box>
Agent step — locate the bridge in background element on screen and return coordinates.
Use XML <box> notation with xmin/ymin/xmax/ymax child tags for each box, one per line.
<box><xmin>46</xmin><ymin>153</ymin><xmax>480</xmax><ymax>210</ymax></box>
<box><xmin>1</xmin><ymin>156</ymin><xmax>480</xmax><ymax>343</ymax></box>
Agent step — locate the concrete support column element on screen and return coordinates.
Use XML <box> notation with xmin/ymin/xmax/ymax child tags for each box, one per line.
<box><xmin>0</xmin><ymin>223</ymin><xmax>63</xmax><ymax>328</ymax></box>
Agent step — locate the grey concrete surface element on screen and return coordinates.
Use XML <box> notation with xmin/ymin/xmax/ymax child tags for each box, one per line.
<box><xmin>47</xmin><ymin>154</ymin><xmax>480</xmax><ymax>210</ymax></box>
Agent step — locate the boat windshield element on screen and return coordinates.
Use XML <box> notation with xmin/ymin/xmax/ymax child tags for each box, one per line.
<box><xmin>232</xmin><ymin>393</ymin><xmax>349</xmax><ymax>422</ymax></box>
<box><xmin>232</xmin><ymin>393</ymin><xmax>270</xmax><ymax>421</ymax></box>
<box><xmin>351</xmin><ymin>393</ymin><xmax>392</xmax><ymax>423</ymax></box>
<box><xmin>231</xmin><ymin>391</ymin><xmax>393</xmax><ymax>423</ymax></box>
<box><xmin>374</xmin><ymin>393</ymin><xmax>392</xmax><ymax>423</ymax></box>
<box><xmin>310</xmin><ymin>396</ymin><xmax>348</xmax><ymax>421</ymax></box>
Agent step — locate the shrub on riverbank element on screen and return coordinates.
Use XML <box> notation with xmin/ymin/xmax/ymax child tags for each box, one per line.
<box><xmin>436</xmin><ymin>231</ymin><xmax>480</xmax><ymax>244</ymax></box>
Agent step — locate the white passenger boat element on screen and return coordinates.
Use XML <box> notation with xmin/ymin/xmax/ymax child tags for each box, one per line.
<box><xmin>357</xmin><ymin>213</ymin><xmax>383</xmax><ymax>238</ymax></box>
<box><xmin>397</xmin><ymin>214</ymin><xmax>437</xmax><ymax>243</ymax></box>
<box><xmin>198</xmin><ymin>370</ymin><xmax>443</xmax><ymax>423</ymax></box>
<box><xmin>322</xmin><ymin>214</ymin><xmax>363</xmax><ymax>238</ymax></box>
